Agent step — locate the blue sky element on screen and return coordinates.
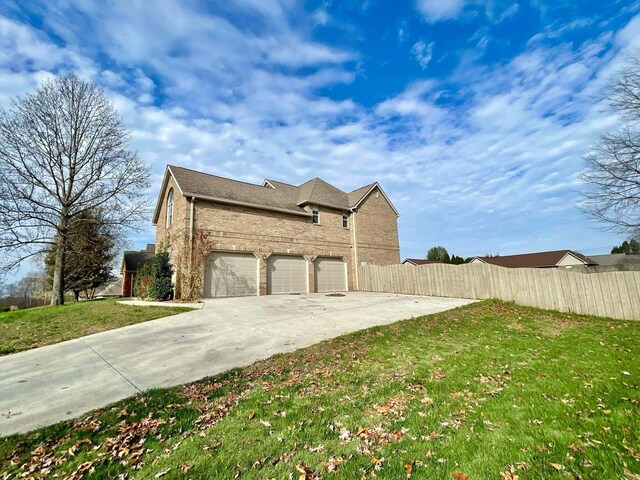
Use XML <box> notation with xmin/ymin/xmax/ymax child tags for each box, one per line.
<box><xmin>1</xmin><ymin>0</ymin><xmax>640</xmax><ymax>279</ymax></box>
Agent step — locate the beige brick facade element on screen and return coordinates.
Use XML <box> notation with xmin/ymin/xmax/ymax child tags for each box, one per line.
<box><xmin>154</xmin><ymin>175</ymin><xmax>190</xmax><ymax>273</ymax></box>
<box><xmin>154</xmin><ymin>173</ymin><xmax>400</xmax><ymax>299</ymax></box>
<box><xmin>353</xmin><ymin>189</ymin><xmax>401</xmax><ymax>267</ymax></box>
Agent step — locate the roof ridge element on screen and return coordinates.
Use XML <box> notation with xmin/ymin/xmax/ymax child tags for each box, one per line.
<box><xmin>169</xmin><ymin>164</ymin><xmax>268</xmax><ymax>190</ymax></box>
<box><xmin>479</xmin><ymin>249</ymin><xmax>573</xmax><ymax>258</ymax></box>
<box><xmin>349</xmin><ymin>182</ymin><xmax>376</xmax><ymax>194</ymax></box>
<box><xmin>266</xmin><ymin>178</ymin><xmax>298</xmax><ymax>187</ymax></box>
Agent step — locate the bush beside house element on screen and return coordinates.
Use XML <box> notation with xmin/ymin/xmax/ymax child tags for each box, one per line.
<box><xmin>133</xmin><ymin>250</ymin><xmax>174</xmax><ymax>301</ymax></box>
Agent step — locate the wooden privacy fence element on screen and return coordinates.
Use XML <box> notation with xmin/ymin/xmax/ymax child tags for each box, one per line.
<box><xmin>357</xmin><ymin>263</ymin><xmax>640</xmax><ymax>320</ymax></box>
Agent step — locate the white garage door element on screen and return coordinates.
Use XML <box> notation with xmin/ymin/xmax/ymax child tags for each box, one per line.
<box><xmin>315</xmin><ymin>257</ymin><xmax>347</xmax><ymax>293</ymax></box>
<box><xmin>267</xmin><ymin>255</ymin><xmax>307</xmax><ymax>295</ymax></box>
<box><xmin>205</xmin><ymin>252</ymin><xmax>258</xmax><ymax>298</ymax></box>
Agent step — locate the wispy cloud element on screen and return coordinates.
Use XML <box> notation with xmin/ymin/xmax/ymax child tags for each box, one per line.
<box><xmin>411</xmin><ymin>40</ymin><xmax>435</xmax><ymax>69</ymax></box>
<box><xmin>415</xmin><ymin>0</ymin><xmax>467</xmax><ymax>23</ymax></box>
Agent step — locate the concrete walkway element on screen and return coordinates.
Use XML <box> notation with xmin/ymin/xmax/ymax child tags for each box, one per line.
<box><xmin>0</xmin><ymin>292</ymin><xmax>473</xmax><ymax>436</ymax></box>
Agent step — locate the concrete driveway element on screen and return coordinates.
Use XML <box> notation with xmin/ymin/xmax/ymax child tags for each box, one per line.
<box><xmin>0</xmin><ymin>292</ymin><xmax>473</xmax><ymax>436</ymax></box>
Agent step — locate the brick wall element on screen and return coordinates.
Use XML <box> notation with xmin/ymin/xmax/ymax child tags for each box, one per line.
<box><xmin>122</xmin><ymin>271</ymin><xmax>134</xmax><ymax>297</ymax></box>
<box><xmin>155</xmin><ymin>175</ymin><xmax>190</xmax><ymax>272</ymax></box>
<box><xmin>354</xmin><ymin>187</ymin><xmax>401</xmax><ymax>266</ymax></box>
<box><xmin>194</xmin><ymin>201</ymin><xmax>355</xmax><ymax>294</ymax></box>
<box><xmin>155</xmin><ymin>178</ymin><xmax>400</xmax><ymax>298</ymax></box>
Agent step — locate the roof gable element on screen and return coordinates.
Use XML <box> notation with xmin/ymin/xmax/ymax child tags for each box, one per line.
<box><xmin>402</xmin><ymin>258</ymin><xmax>442</xmax><ymax>265</ymax></box>
<box><xmin>351</xmin><ymin>183</ymin><xmax>400</xmax><ymax>216</ymax></box>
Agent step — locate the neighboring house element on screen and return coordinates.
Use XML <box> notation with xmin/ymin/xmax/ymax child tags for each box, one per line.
<box><xmin>586</xmin><ymin>253</ymin><xmax>640</xmax><ymax>273</ymax></box>
<box><xmin>152</xmin><ymin>165</ymin><xmax>400</xmax><ymax>298</ymax></box>
<box><xmin>121</xmin><ymin>244</ymin><xmax>156</xmax><ymax>297</ymax></box>
<box><xmin>402</xmin><ymin>258</ymin><xmax>443</xmax><ymax>266</ymax></box>
<box><xmin>470</xmin><ymin>249</ymin><xmax>598</xmax><ymax>269</ymax></box>
<box><xmin>95</xmin><ymin>277</ymin><xmax>123</xmax><ymax>298</ymax></box>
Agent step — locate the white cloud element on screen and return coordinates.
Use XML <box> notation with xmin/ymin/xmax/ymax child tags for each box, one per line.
<box><xmin>415</xmin><ymin>0</ymin><xmax>466</xmax><ymax>22</ymax></box>
<box><xmin>411</xmin><ymin>40</ymin><xmax>435</xmax><ymax>69</ymax></box>
<box><xmin>497</xmin><ymin>3</ymin><xmax>519</xmax><ymax>22</ymax></box>
<box><xmin>312</xmin><ymin>8</ymin><xmax>330</xmax><ymax>25</ymax></box>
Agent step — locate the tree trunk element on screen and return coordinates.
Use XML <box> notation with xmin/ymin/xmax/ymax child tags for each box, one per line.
<box><xmin>51</xmin><ymin>216</ymin><xmax>68</xmax><ymax>306</ymax></box>
<box><xmin>73</xmin><ymin>290</ymin><xmax>80</xmax><ymax>302</ymax></box>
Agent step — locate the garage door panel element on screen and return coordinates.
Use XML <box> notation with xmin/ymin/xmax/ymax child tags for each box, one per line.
<box><xmin>268</xmin><ymin>255</ymin><xmax>307</xmax><ymax>295</ymax></box>
<box><xmin>315</xmin><ymin>258</ymin><xmax>347</xmax><ymax>293</ymax></box>
<box><xmin>205</xmin><ymin>252</ymin><xmax>258</xmax><ymax>298</ymax></box>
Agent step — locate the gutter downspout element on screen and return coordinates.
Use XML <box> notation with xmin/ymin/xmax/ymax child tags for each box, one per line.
<box><xmin>189</xmin><ymin>197</ymin><xmax>195</xmax><ymax>271</ymax></box>
<box><xmin>351</xmin><ymin>207</ymin><xmax>359</xmax><ymax>291</ymax></box>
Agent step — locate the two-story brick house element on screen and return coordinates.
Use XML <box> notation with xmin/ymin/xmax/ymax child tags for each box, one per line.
<box><xmin>152</xmin><ymin>165</ymin><xmax>400</xmax><ymax>298</ymax></box>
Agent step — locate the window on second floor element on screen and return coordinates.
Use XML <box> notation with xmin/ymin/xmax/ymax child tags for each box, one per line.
<box><xmin>166</xmin><ymin>188</ymin><xmax>174</xmax><ymax>227</ymax></box>
<box><xmin>342</xmin><ymin>214</ymin><xmax>348</xmax><ymax>228</ymax></box>
<box><xmin>312</xmin><ymin>206</ymin><xmax>319</xmax><ymax>224</ymax></box>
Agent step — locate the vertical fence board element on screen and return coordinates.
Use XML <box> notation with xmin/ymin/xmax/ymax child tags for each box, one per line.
<box><xmin>626</xmin><ymin>273</ymin><xmax>640</xmax><ymax>320</ymax></box>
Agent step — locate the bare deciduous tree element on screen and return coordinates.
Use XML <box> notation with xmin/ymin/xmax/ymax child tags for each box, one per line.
<box><xmin>0</xmin><ymin>74</ymin><xmax>149</xmax><ymax>305</ymax></box>
<box><xmin>580</xmin><ymin>53</ymin><xmax>640</xmax><ymax>237</ymax></box>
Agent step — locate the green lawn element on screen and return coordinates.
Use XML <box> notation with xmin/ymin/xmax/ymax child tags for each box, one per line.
<box><xmin>0</xmin><ymin>299</ymin><xmax>193</xmax><ymax>355</ymax></box>
<box><xmin>1</xmin><ymin>300</ymin><xmax>638</xmax><ymax>479</ymax></box>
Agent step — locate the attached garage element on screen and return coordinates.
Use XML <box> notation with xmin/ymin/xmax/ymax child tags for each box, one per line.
<box><xmin>315</xmin><ymin>257</ymin><xmax>347</xmax><ymax>293</ymax></box>
<box><xmin>267</xmin><ymin>255</ymin><xmax>308</xmax><ymax>295</ymax></box>
<box><xmin>204</xmin><ymin>252</ymin><xmax>258</xmax><ymax>298</ymax></box>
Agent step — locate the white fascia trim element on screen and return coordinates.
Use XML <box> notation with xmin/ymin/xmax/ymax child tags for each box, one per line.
<box><xmin>185</xmin><ymin>192</ymin><xmax>313</xmax><ymax>217</ymax></box>
<box><xmin>263</xmin><ymin>180</ymin><xmax>276</xmax><ymax>189</ymax></box>
<box><xmin>297</xmin><ymin>200</ymin><xmax>351</xmax><ymax>212</ymax></box>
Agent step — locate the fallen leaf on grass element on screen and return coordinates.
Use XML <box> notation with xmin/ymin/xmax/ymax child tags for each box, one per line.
<box><xmin>624</xmin><ymin>468</ymin><xmax>640</xmax><ymax>479</ymax></box>
<box><xmin>371</xmin><ymin>456</ymin><xmax>385</xmax><ymax>471</ymax></box>
<box><xmin>201</xmin><ymin>441</ymin><xmax>222</xmax><ymax>451</ymax></box>
<box><xmin>322</xmin><ymin>456</ymin><xmax>342</xmax><ymax>473</ymax></box>
<box><xmin>308</xmin><ymin>444</ymin><xmax>326</xmax><ymax>453</ymax></box>
<box><xmin>405</xmin><ymin>459</ymin><xmax>415</xmax><ymax>477</ymax></box>
<box><xmin>452</xmin><ymin>472</ymin><xmax>469</xmax><ymax>480</ymax></box>
<box><xmin>296</xmin><ymin>463</ymin><xmax>323</xmax><ymax>480</ymax></box>
<box><xmin>500</xmin><ymin>468</ymin><xmax>519</xmax><ymax>480</ymax></box>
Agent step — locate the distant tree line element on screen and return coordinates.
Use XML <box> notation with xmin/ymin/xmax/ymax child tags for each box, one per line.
<box><xmin>0</xmin><ymin>272</ymin><xmax>49</xmax><ymax>310</ymax></box>
<box><xmin>426</xmin><ymin>246</ymin><xmax>472</xmax><ymax>265</ymax></box>
<box><xmin>611</xmin><ymin>238</ymin><xmax>640</xmax><ymax>255</ymax></box>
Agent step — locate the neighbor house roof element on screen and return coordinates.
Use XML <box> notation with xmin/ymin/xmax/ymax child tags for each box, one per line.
<box><xmin>588</xmin><ymin>254</ymin><xmax>640</xmax><ymax>266</ymax></box>
<box><xmin>95</xmin><ymin>277</ymin><xmax>123</xmax><ymax>297</ymax></box>
<box><xmin>402</xmin><ymin>258</ymin><xmax>443</xmax><ymax>266</ymax></box>
<box><xmin>152</xmin><ymin>165</ymin><xmax>398</xmax><ymax>224</ymax></box>
<box><xmin>122</xmin><ymin>245</ymin><xmax>155</xmax><ymax>272</ymax></box>
<box><xmin>472</xmin><ymin>250</ymin><xmax>597</xmax><ymax>268</ymax></box>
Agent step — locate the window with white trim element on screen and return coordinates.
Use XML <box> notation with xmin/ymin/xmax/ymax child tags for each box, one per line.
<box><xmin>342</xmin><ymin>214</ymin><xmax>348</xmax><ymax>228</ymax></box>
<box><xmin>166</xmin><ymin>188</ymin><xmax>174</xmax><ymax>227</ymax></box>
<box><xmin>312</xmin><ymin>206</ymin><xmax>319</xmax><ymax>224</ymax></box>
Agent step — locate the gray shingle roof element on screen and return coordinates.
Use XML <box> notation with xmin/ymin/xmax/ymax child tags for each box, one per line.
<box><xmin>296</xmin><ymin>177</ymin><xmax>350</xmax><ymax>210</ymax></box>
<box><xmin>154</xmin><ymin>166</ymin><xmax>389</xmax><ymax>223</ymax></box>
<box><xmin>122</xmin><ymin>250</ymin><xmax>155</xmax><ymax>272</ymax></box>
<box><xmin>170</xmin><ymin>166</ymin><xmax>307</xmax><ymax>215</ymax></box>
